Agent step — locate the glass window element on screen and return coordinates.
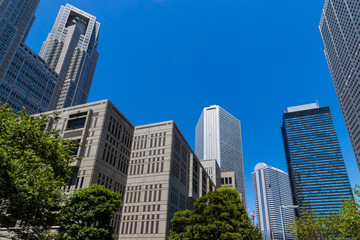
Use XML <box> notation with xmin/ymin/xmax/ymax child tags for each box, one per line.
<box><xmin>66</xmin><ymin>117</ymin><xmax>86</xmax><ymax>130</ymax></box>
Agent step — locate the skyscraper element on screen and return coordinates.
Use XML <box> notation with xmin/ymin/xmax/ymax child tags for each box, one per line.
<box><xmin>281</xmin><ymin>103</ymin><xmax>353</xmax><ymax>216</ymax></box>
<box><xmin>0</xmin><ymin>0</ymin><xmax>61</xmax><ymax>114</ymax></box>
<box><xmin>1</xmin><ymin>43</ymin><xmax>59</xmax><ymax>114</ymax></box>
<box><xmin>39</xmin><ymin>4</ymin><xmax>100</xmax><ymax>109</ymax></box>
<box><xmin>252</xmin><ymin>163</ymin><xmax>295</xmax><ymax>240</ymax></box>
<box><xmin>195</xmin><ymin>105</ymin><xmax>246</xmax><ymax>204</ymax></box>
<box><xmin>0</xmin><ymin>0</ymin><xmax>40</xmax><ymax>80</ymax></box>
<box><xmin>319</xmin><ymin>0</ymin><xmax>360</xmax><ymax>171</ymax></box>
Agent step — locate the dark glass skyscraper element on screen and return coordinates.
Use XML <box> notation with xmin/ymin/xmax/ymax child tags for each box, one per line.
<box><xmin>281</xmin><ymin>103</ymin><xmax>352</xmax><ymax>216</ymax></box>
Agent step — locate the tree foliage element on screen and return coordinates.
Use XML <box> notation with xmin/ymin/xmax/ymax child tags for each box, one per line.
<box><xmin>290</xmin><ymin>185</ymin><xmax>360</xmax><ymax>240</ymax></box>
<box><xmin>0</xmin><ymin>105</ymin><xmax>77</xmax><ymax>239</ymax></box>
<box><xmin>58</xmin><ymin>184</ymin><xmax>122</xmax><ymax>240</ymax></box>
<box><xmin>169</xmin><ymin>187</ymin><xmax>261</xmax><ymax>240</ymax></box>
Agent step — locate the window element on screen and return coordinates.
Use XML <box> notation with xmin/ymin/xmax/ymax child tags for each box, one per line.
<box><xmin>66</xmin><ymin>117</ymin><xmax>86</xmax><ymax>130</ymax></box>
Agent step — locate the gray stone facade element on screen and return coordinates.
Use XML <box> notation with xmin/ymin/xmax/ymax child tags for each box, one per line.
<box><xmin>200</xmin><ymin>159</ymin><xmax>221</xmax><ymax>188</ymax></box>
<box><xmin>38</xmin><ymin>100</ymin><xmax>216</xmax><ymax>240</ymax></box>
<box><xmin>119</xmin><ymin>121</ymin><xmax>215</xmax><ymax>240</ymax></box>
<box><xmin>41</xmin><ymin>99</ymin><xmax>134</xmax><ymax>239</ymax></box>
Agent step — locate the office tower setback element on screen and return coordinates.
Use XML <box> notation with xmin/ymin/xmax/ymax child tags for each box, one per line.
<box><xmin>200</xmin><ymin>159</ymin><xmax>222</xmax><ymax>187</ymax></box>
<box><xmin>39</xmin><ymin>4</ymin><xmax>100</xmax><ymax>109</ymax></box>
<box><xmin>195</xmin><ymin>105</ymin><xmax>246</xmax><ymax>204</ymax></box>
<box><xmin>221</xmin><ymin>171</ymin><xmax>237</xmax><ymax>189</ymax></box>
<box><xmin>41</xmin><ymin>99</ymin><xmax>134</xmax><ymax>239</ymax></box>
<box><xmin>252</xmin><ymin>163</ymin><xmax>295</xmax><ymax>240</ymax></box>
<box><xmin>0</xmin><ymin>0</ymin><xmax>40</xmax><ymax>80</ymax></box>
<box><xmin>320</xmin><ymin>0</ymin><xmax>360</xmax><ymax>171</ymax></box>
<box><xmin>120</xmin><ymin>121</ymin><xmax>215</xmax><ymax>239</ymax></box>
<box><xmin>281</xmin><ymin>103</ymin><xmax>353</xmax><ymax>216</ymax></box>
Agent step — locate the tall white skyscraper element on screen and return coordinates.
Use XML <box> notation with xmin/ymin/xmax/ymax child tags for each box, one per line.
<box><xmin>252</xmin><ymin>163</ymin><xmax>295</xmax><ymax>240</ymax></box>
<box><xmin>319</xmin><ymin>0</ymin><xmax>360</xmax><ymax>171</ymax></box>
<box><xmin>195</xmin><ymin>105</ymin><xmax>246</xmax><ymax>203</ymax></box>
<box><xmin>39</xmin><ymin>4</ymin><xmax>100</xmax><ymax>109</ymax></box>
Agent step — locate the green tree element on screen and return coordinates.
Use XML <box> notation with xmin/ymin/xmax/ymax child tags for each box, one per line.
<box><xmin>0</xmin><ymin>105</ymin><xmax>77</xmax><ymax>239</ymax></box>
<box><xmin>58</xmin><ymin>184</ymin><xmax>122</xmax><ymax>240</ymax></box>
<box><xmin>290</xmin><ymin>185</ymin><xmax>360</xmax><ymax>240</ymax></box>
<box><xmin>169</xmin><ymin>187</ymin><xmax>262</xmax><ymax>240</ymax></box>
<box><xmin>333</xmin><ymin>185</ymin><xmax>360</xmax><ymax>239</ymax></box>
<box><xmin>289</xmin><ymin>211</ymin><xmax>339</xmax><ymax>240</ymax></box>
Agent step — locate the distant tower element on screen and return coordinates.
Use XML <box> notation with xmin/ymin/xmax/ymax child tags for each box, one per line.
<box><xmin>39</xmin><ymin>4</ymin><xmax>100</xmax><ymax>109</ymax></box>
<box><xmin>195</xmin><ymin>105</ymin><xmax>246</xmax><ymax>204</ymax></box>
<box><xmin>281</xmin><ymin>103</ymin><xmax>353</xmax><ymax>216</ymax></box>
<box><xmin>0</xmin><ymin>0</ymin><xmax>40</xmax><ymax>80</ymax></box>
<box><xmin>252</xmin><ymin>163</ymin><xmax>295</xmax><ymax>240</ymax></box>
<box><xmin>319</xmin><ymin>0</ymin><xmax>360</xmax><ymax>172</ymax></box>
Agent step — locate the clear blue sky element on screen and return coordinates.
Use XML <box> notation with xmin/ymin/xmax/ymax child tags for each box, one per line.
<box><xmin>27</xmin><ymin>0</ymin><xmax>360</xmax><ymax>215</ymax></box>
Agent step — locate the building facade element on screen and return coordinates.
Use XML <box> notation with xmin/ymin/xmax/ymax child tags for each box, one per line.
<box><xmin>0</xmin><ymin>0</ymin><xmax>39</xmax><ymax>81</ymax></box>
<box><xmin>195</xmin><ymin>105</ymin><xmax>246</xmax><ymax>204</ymax></box>
<box><xmin>39</xmin><ymin>4</ymin><xmax>100</xmax><ymax>109</ymax></box>
<box><xmin>0</xmin><ymin>0</ymin><xmax>60</xmax><ymax>114</ymax></box>
<box><xmin>319</xmin><ymin>0</ymin><xmax>360</xmax><ymax>171</ymax></box>
<box><xmin>41</xmin><ymin>99</ymin><xmax>134</xmax><ymax>239</ymax></box>
<box><xmin>119</xmin><ymin>121</ymin><xmax>215</xmax><ymax>240</ymax></box>
<box><xmin>281</xmin><ymin>103</ymin><xmax>353</xmax><ymax>216</ymax></box>
<box><xmin>221</xmin><ymin>171</ymin><xmax>237</xmax><ymax>189</ymax></box>
<box><xmin>0</xmin><ymin>42</ymin><xmax>59</xmax><ymax>114</ymax></box>
<box><xmin>200</xmin><ymin>159</ymin><xmax>221</xmax><ymax>188</ymax></box>
<box><xmin>252</xmin><ymin>163</ymin><xmax>295</xmax><ymax>240</ymax></box>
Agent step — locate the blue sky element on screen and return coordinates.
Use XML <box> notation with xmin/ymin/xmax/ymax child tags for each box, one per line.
<box><xmin>27</xmin><ymin>0</ymin><xmax>360</xmax><ymax>214</ymax></box>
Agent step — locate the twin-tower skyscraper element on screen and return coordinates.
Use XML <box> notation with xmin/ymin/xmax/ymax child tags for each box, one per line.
<box><xmin>0</xmin><ymin>2</ymin><xmax>100</xmax><ymax>113</ymax></box>
<box><xmin>39</xmin><ymin>4</ymin><xmax>100</xmax><ymax>109</ymax></box>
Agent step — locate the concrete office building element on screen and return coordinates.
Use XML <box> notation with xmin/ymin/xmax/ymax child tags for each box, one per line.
<box><xmin>39</xmin><ymin>4</ymin><xmax>100</xmax><ymax>109</ymax></box>
<box><xmin>120</xmin><ymin>121</ymin><xmax>215</xmax><ymax>240</ymax></box>
<box><xmin>195</xmin><ymin>105</ymin><xmax>246</xmax><ymax>204</ymax></box>
<box><xmin>0</xmin><ymin>0</ymin><xmax>40</xmax><ymax>80</ymax></box>
<box><xmin>41</xmin><ymin>99</ymin><xmax>134</xmax><ymax>239</ymax></box>
<box><xmin>252</xmin><ymin>163</ymin><xmax>295</xmax><ymax>240</ymax></box>
<box><xmin>282</xmin><ymin>103</ymin><xmax>353</xmax><ymax>216</ymax></box>
<box><xmin>221</xmin><ymin>171</ymin><xmax>237</xmax><ymax>189</ymax></box>
<box><xmin>320</xmin><ymin>0</ymin><xmax>360</xmax><ymax>171</ymax></box>
<box><xmin>200</xmin><ymin>159</ymin><xmax>221</xmax><ymax>187</ymax></box>
<box><xmin>0</xmin><ymin>42</ymin><xmax>59</xmax><ymax>114</ymax></box>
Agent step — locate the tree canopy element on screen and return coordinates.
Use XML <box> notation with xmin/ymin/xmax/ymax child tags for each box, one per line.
<box><xmin>58</xmin><ymin>184</ymin><xmax>122</xmax><ymax>240</ymax></box>
<box><xmin>290</xmin><ymin>185</ymin><xmax>360</xmax><ymax>240</ymax></box>
<box><xmin>0</xmin><ymin>104</ymin><xmax>77</xmax><ymax>239</ymax></box>
<box><xmin>169</xmin><ymin>187</ymin><xmax>261</xmax><ymax>240</ymax></box>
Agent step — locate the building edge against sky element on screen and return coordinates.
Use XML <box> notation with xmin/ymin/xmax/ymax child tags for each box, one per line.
<box><xmin>0</xmin><ymin>0</ymin><xmax>40</xmax><ymax>81</ymax></box>
<box><xmin>281</xmin><ymin>103</ymin><xmax>353</xmax><ymax>216</ymax></box>
<box><xmin>0</xmin><ymin>0</ymin><xmax>62</xmax><ymax>114</ymax></box>
<box><xmin>195</xmin><ymin>105</ymin><xmax>246</xmax><ymax>204</ymax></box>
<box><xmin>39</xmin><ymin>4</ymin><xmax>100</xmax><ymax>110</ymax></box>
<box><xmin>319</xmin><ymin>0</ymin><xmax>360</xmax><ymax>172</ymax></box>
<box><xmin>0</xmin><ymin>3</ymin><xmax>100</xmax><ymax>115</ymax></box>
<box><xmin>29</xmin><ymin>99</ymin><xmax>216</xmax><ymax>240</ymax></box>
<box><xmin>252</xmin><ymin>163</ymin><xmax>295</xmax><ymax>240</ymax></box>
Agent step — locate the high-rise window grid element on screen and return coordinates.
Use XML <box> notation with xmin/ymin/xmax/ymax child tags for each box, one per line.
<box><xmin>282</xmin><ymin>104</ymin><xmax>353</xmax><ymax>216</ymax></box>
<box><xmin>320</xmin><ymin>0</ymin><xmax>360</xmax><ymax>171</ymax></box>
